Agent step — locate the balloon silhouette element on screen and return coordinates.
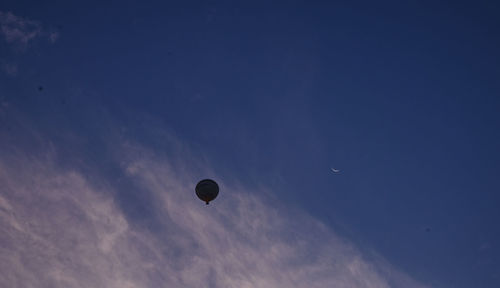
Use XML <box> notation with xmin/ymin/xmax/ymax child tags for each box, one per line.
<box><xmin>195</xmin><ymin>179</ymin><xmax>219</xmax><ymax>205</ymax></box>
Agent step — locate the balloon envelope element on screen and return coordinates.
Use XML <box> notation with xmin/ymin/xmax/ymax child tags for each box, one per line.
<box><xmin>195</xmin><ymin>179</ymin><xmax>219</xmax><ymax>205</ymax></box>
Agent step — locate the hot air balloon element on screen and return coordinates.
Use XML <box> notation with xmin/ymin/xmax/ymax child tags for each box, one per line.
<box><xmin>195</xmin><ymin>179</ymin><xmax>219</xmax><ymax>205</ymax></box>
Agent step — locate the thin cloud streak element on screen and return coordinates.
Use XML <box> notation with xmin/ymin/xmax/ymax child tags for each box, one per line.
<box><xmin>0</xmin><ymin>135</ymin><xmax>430</xmax><ymax>288</ymax></box>
<box><xmin>0</xmin><ymin>11</ymin><xmax>41</xmax><ymax>45</ymax></box>
<box><xmin>0</xmin><ymin>11</ymin><xmax>58</xmax><ymax>50</ymax></box>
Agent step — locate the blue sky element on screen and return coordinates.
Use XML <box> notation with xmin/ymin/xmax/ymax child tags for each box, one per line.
<box><xmin>1</xmin><ymin>1</ymin><xmax>499</xmax><ymax>287</ymax></box>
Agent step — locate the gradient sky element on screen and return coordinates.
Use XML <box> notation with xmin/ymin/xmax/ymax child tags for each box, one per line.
<box><xmin>1</xmin><ymin>1</ymin><xmax>499</xmax><ymax>287</ymax></box>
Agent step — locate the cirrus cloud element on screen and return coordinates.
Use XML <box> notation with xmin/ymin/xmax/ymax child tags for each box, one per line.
<box><xmin>0</xmin><ymin>10</ymin><xmax>58</xmax><ymax>49</ymax></box>
<box><xmin>0</xmin><ymin>122</ymin><xmax>430</xmax><ymax>288</ymax></box>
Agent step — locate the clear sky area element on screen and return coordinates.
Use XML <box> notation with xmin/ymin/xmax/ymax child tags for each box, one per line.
<box><xmin>0</xmin><ymin>1</ymin><xmax>499</xmax><ymax>287</ymax></box>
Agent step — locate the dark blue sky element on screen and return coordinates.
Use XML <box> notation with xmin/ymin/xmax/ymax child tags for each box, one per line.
<box><xmin>1</xmin><ymin>1</ymin><xmax>499</xmax><ymax>287</ymax></box>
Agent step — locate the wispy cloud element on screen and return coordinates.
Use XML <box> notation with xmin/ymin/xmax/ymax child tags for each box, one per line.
<box><xmin>0</xmin><ymin>131</ymin><xmax>430</xmax><ymax>288</ymax></box>
<box><xmin>0</xmin><ymin>11</ymin><xmax>57</xmax><ymax>49</ymax></box>
<box><xmin>49</xmin><ymin>31</ymin><xmax>59</xmax><ymax>43</ymax></box>
<box><xmin>0</xmin><ymin>11</ymin><xmax>42</xmax><ymax>46</ymax></box>
<box><xmin>0</xmin><ymin>11</ymin><xmax>59</xmax><ymax>76</ymax></box>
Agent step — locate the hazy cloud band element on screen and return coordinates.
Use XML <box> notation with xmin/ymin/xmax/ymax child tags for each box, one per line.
<box><xmin>0</xmin><ymin>132</ymin><xmax>429</xmax><ymax>288</ymax></box>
